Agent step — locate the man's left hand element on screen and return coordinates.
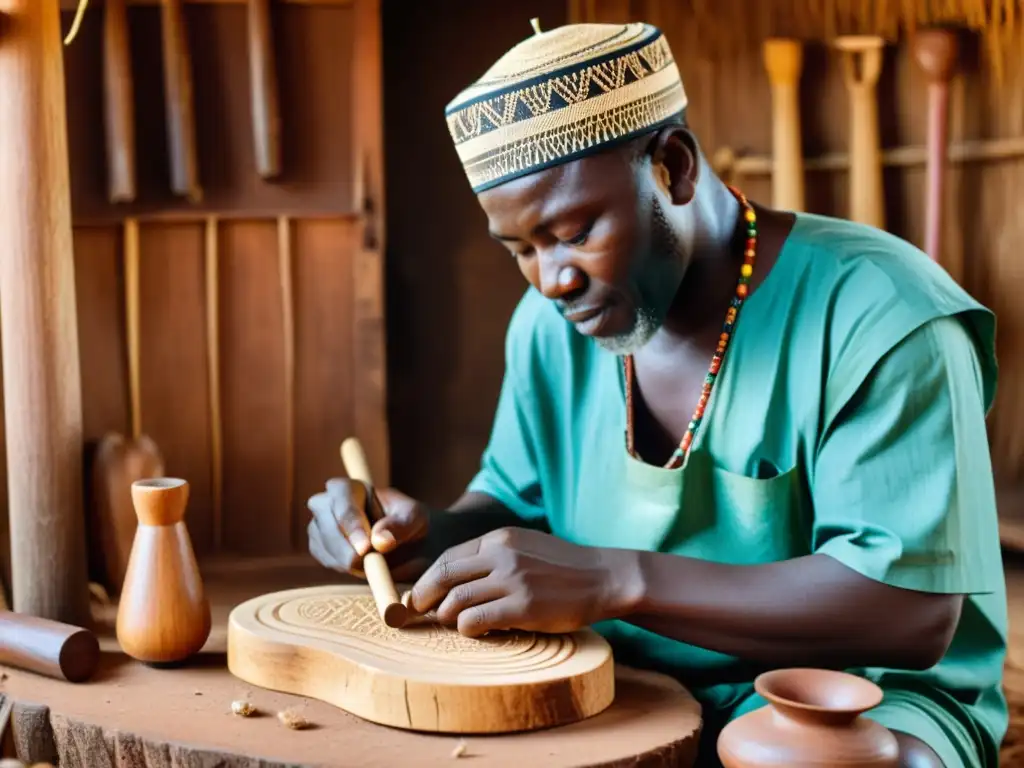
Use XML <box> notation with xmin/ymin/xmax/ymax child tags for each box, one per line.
<box><xmin>407</xmin><ymin>527</ymin><xmax>640</xmax><ymax>637</ymax></box>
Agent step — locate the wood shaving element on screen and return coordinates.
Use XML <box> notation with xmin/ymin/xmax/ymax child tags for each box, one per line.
<box><xmin>277</xmin><ymin>708</ymin><xmax>311</xmax><ymax>730</ymax></box>
<box><xmin>450</xmin><ymin>739</ymin><xmax>468</xmax><ymax>758</ymax></box>
<box><xmin>231</xmin><ymin>700</ymin><xmax>257</xmax><ymax>717</ymax></box>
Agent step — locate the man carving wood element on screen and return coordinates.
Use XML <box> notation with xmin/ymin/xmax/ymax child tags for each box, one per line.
<box><xmin>307</xmin><ymin>20</ymin><xmax>1006</xmax><ymax>768</ymax></box>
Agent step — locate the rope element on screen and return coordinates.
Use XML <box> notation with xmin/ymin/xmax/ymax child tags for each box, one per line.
<box><xmin>64</xmin><ymin>0</ymin><xmax>90</xmax><ymax>46</ymax></box>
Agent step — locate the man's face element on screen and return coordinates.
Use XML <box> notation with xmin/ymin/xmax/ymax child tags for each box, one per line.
<box><xmin>477</xmin><ymin>136</ymin><xmax>694</xmax><ymax>355</ymax></box>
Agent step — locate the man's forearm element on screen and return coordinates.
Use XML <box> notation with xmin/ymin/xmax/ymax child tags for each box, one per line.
<box><xmin>609</xmin><ymin>550</ymin><xmax>963</xmax><ymax>670</ymax></box>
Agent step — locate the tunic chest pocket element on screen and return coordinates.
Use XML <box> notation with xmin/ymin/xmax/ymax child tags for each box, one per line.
<box><xmin>699</xmin><ymin>461</ymin><xmax>809</xmax><ymax>564</ymax></box>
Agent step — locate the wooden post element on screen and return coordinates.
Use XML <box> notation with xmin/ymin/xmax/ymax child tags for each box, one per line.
<box><xmin>0</xmin><ymin>0</ymin><xmax>91</xmax><ymax>625</ymax></box>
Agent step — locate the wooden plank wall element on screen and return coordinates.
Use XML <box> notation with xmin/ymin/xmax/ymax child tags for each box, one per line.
<box><xmin>0</xmin><ymin>0</ymin><xmax>387</xmax><ymax>582</ymax></box>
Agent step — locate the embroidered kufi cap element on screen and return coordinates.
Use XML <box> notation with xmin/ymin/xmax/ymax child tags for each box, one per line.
<box><xmin>445</xmin><ymin>19</ymin><xmax>688</xmax><ymax>194</ymax></box>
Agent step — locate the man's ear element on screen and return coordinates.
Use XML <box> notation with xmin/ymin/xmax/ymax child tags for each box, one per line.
<box><xmin>648</xmin><ymin>126</ymin><xmax>699</xmax><ymax>205</ymax></box>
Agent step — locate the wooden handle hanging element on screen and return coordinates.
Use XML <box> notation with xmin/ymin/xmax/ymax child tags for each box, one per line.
<box><xmin>912</xmin><ymin>28</ymin><xmax>959</xmax><ymax>263</ymax></box>
<box><xmin>763</xmin><ymin>38</ymin><xmax>805</xmax><ymax>212</ymax></box>
<box><xmin>835</xmin><ymin>35</ymin><xmax>886</xmax><ymax>230</ymax></box>
<box><xmin>161</xmin><ymin>0</ymin><xmax>202</xmax><ymax>202</ymax></box>
<box><xmin>102</xmin><ymin>0</ymin><xmax>136</xmax><ymax>203</ymax></box>
<box><xmin>248</xmin><ymin>0</ymin><xmax>282</xmax><ymax>178</ymax></box>
<box><xmin>340</xmin><ymin>438</ymin><xmax>407</xmax><ymax>629</ymax></box>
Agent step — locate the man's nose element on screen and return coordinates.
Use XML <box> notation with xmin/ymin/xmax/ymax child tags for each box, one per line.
<box><xmin>537</xmin><ymin>250</ymin><xmax>586</xmax><ymax>300</ymax></box>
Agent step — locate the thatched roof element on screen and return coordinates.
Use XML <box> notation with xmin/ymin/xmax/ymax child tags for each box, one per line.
<box><xmin>575</xmin><ymin>0</ymin><xmax>1022</xmax><ymax>78</ymax></box>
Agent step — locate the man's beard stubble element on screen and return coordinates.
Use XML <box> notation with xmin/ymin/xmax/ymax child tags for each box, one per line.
<box><xmin>594</xmin><ymin>198</ymin><xmax>687</xmax><ymax>356</ymax></box>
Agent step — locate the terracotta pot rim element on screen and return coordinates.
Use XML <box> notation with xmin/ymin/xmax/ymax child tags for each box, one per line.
<box><xmin>754</xmin><ymin>668</ymin><xmax>884</xmax><ymax>715</ymax></box>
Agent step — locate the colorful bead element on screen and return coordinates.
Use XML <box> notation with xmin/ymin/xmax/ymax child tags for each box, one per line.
<box><xmin>623</xmin><ymin>184</ymin><xmax>757</xmax><ymax>469</ymax></box>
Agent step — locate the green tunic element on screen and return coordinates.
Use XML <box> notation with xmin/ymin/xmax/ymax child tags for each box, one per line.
<box><xmin>468</xmin><ymin>212</ymin><xmax>1006</xmax><ymax>766</ymax></box>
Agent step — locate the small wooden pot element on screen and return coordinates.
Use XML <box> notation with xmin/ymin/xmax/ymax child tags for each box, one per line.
<box><xmin>116</xmin><ymin>478</ymin><xmax>211</xmax><ymax>664</ymax></box>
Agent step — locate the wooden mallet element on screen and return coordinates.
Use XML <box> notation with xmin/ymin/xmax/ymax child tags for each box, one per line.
<box><xmin>340</xmin><ymin>438</ymin><xmax>408</xmax><ymax>629</ymax></box>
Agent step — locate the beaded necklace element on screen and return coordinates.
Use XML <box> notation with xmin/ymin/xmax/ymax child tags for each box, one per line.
<box><xmin>624</xmin><ymin>185</ymin><xmax>758</xmax><ymax>469</ymax></box>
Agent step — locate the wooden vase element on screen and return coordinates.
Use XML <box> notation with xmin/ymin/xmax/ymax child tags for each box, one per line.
<box><xmin>762</xmin><ymin>38</ymin><xmax>806</xmax><ymax>212</ymax></box>
<box><xmin>835</xmin><ymin>35</ymin><xmax>887</xmax><ymax>230</ymax></box>
<box><xmin>717</xmin><ymin>668</ymin><xmax>899</xmax><ymax>766</ymax></box>
<box><xmin>116</xmin><ymin>478</ymin><xmax>211</xmax><ymax>664</ymax></box>
<box><xmin>912</xmin><ymin>27</ymin><xmax>959</xmax><ymax>263</ymax></box>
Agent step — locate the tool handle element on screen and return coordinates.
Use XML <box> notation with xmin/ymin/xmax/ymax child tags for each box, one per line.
<box><xmin>103</xmin><ymin>0</ymin><xmax>136</xmax><ymax>203</ymax></box>
<box><xmin>340</xmin><ymin>438</ymin><xmax>407</xmax><ymax>628</ymax></box>
<box><xmin>161</xmin><ymin>0</ymin><xmax>202</xmax><ymax>201</ymax></box>
<box><xmin>0</xmin><ymin>611</ymin><xmax>99</xmax><ymax>683</ymax></box>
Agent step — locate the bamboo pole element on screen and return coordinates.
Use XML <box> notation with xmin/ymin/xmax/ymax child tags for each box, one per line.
<box><xmin>711</xmin><ymin>135</ymin><xmax>1024</xmax><ymax>178</ymax></box>
<box><xmin>205</xmin><ymin>217</ymin><xmax>223</xmax><ymax>550</ymax></box>
<box><xmin>0</xmin><ymin>0</ymin><xmax>91</xmax><ymax>625</ymax></box>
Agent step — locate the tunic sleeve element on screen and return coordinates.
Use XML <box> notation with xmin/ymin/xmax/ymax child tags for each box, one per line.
<box><xmin>466</xmin><ymin>369</ymin><xmax>548</xmax><ymax>524</ymax></box>
<box><xmin>810</xmin><ymin>314</ymin><xmax>1003</xmax><ymax>595</ymax></box>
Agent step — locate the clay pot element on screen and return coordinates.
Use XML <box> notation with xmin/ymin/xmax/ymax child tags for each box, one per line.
<box><xmin>717</xmin><ymin>668</ymin><xmax>900</xmax><ymax>767</ymax></box>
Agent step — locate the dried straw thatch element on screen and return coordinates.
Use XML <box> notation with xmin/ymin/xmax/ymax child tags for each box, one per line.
<box><xmin>574</xmin><ymin>0</ymin><xmax>1023</xmax><ymax>79</ymax></box>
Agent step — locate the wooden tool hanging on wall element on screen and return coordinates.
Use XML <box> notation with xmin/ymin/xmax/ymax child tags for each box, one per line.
<box><xmin>912</xmin><ymin>28</ymin><xmax>959</xmax><ymax>263</ymax></box>
<box><xmin>762</xmin><ymin>38</ymin><xmax>805</xmax><ymax>212</ymax></box>
<box><xmin>103</xmin><ymin>0</ymin><xmax>136</xmax><ymax>202</ymax></box>
<box><xmin>248</xmin><ymin>0</ymin><xmax>282</xmax><ymax>178</ymax></box>
<box><xmin>835</xmin><ymin>36</ymin><xmax>886</xmax><ymax>230</ymax></box>
<box><xmin>161</xmin><ymin>0</ymin><xmax>202</xmax><ymax>201</ymax></box>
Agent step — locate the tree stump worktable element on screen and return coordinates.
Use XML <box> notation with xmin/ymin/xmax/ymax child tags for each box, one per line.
<box><xmin>0</xmin><ymin>558</ymin><xmax>703</xmax><ymax>767</ymax></box>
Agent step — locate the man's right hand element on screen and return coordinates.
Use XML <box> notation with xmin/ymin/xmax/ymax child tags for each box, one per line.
<box><xmin>306</xmin><ymin>479</ymin><xmax>431</xmax><ymax>580</ymax></box>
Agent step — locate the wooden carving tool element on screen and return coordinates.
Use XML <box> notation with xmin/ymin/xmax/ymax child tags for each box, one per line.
<box><xmin>912</xmin><ymin>28</ymin><xmax>959</xmax><ymax>263</ymax></box>
<box><xmin>248</xmin><ymin>0</ymin><xmax>282</xmax><ymax>178</ymax></box>
<box><xmin>763</xmin><ymin>38</ymin><xmax>805</xmax><ymax>212</ymax></box>
<box><xmin>835</xmin><ymin>35</ymin><xmax>886</xmax><ymax>230</ymax></box>
<box><xmin>339</xmin><ymin>438</ymin><xmax>407</xmax><ymax>629</ymax></box>
<box><xmin>160</xmin><ymin>0</ymin><xmax>202</xmax><ymax>201</ymax></box>
<box><xmin>102</xmin><ymin>0</ymin><xmax>136</xmax><ymax>202</ymax></box>
<box><xmin>0</xmin><ymin>611</ymin><xmax>99</xmax><ymax>683</ymax></box>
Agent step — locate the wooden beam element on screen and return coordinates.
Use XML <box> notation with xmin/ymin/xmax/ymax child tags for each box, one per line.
<box><xmin>0</xmin><ymin>0</ymin><xmax>91</xmax><ymax>625</ymax></box>
<box><xmin>713</xmin><ymin>135</ymin><xmax>1024</xmax><ymax>178</ymax></box>
<box><xmin>350</xmin><ymin>0</ymin><xmax>389</xmax><ymax>488</ymax></box>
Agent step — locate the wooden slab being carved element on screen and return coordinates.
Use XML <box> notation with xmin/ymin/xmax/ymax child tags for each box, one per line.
<box><xmin>227</xmin><ymin>585</ymin><xmax>615</xmax><ymax>733</ymax></box>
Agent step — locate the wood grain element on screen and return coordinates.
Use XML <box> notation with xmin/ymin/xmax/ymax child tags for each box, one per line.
<box><xmin>123</xmin><ymin>218</ymin><xmax>142</xmax><ymax>438</ymax></box>
<box><xmin>116</xmin><ymin>478</ymin><xmax>211</xmax><ymax>663</ymax></box>
<box><xmin>72</xmin><ymin>226</ymin><xmax>131</xmax><ymax>441</ymax></box>
<box><xmin>350</xmin><ymin>0</ymin><xmax>389</xmax><ymax>487</ymax></box>
<box><xmin>0</xmin><ymin>0</ymin><xmax>91</xmax><ymax>625</ymax></box>
<box><xmin>292</xmin><ymin>218</ymin><xmax>355</xmax><ymax>547</ymax></box>
<box><xmin>137</xmin><ymin>223</ymin><xmax>214</xmax><ymax>555</ymax></box>
<box><xmin>227</xmin><ymin>584</ymin><xmax>615</xmax><ymax>733</ymax></box>
<box><xmin>205</xmin><ymin>217</ymin><xmax>224</xmax><ymax>550</ymax></box>
<box><xmin>0</xmin><ymin>664</ymin><xmax>700</xmax><ymax>767</ymax></box>
<box><xmin>219</xmin><ymin>220</ymin><xmax>289</xmax><ymax>555</ymax></box>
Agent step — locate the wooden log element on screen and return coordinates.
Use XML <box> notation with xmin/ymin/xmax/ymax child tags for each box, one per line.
<box><xmin>0</xmin><ymin>612</ymin><xmax>99</xmax><ymax>683</ymax></box>
<box><xmin>0</xmin><ymin>0</ymin><xmax>91</xmax><ymax>626</ymax></box>
<box><xmin>1</xmin><ymin>658</ymin><xmax>701</xmax><ymax>767</ymax></box>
